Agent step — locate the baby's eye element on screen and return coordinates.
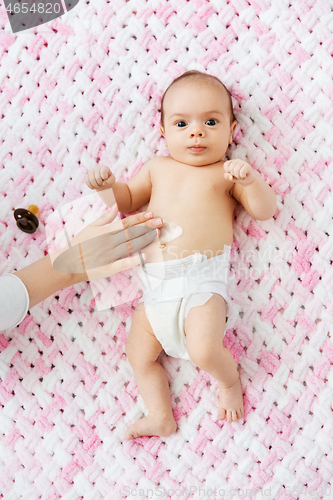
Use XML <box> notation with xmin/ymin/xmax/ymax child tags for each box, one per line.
<box><xmin>206</xmin><ymin>119</ymin><xmax>218</xmax><ymax>126</ymax></box>
<box><xmin>176</xmin><ymin>121</ymin><xmax>187</xmax><ymax>127</ymax></box>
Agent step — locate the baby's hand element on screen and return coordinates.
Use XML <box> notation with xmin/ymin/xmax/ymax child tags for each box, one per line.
<box><xmin>223</xmin><ymin>159</ymin><xmax>255</xmax><ymax>186</ymax></box>
<box><xmin>85</xmin><ymin>165</ymin><xmax>116</xmax><ymax>191</ymax></box>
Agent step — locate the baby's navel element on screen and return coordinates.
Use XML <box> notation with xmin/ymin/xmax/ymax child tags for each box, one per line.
<box><xmin>158</xmin><ymin>221</ymin><xmax>183</xmax><ymax>246</ymax></box>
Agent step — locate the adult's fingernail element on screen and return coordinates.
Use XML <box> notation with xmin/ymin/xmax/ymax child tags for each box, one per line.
<box><xmin>152</xmin><ymin>218</ymin><xmax>162</xmax><ymax>226</ymax></box>
<box><xmin>111</xmin><ymin>203</ymin><xmax>118</xmax><ymax>211</ymax></box>
<box><xmin>144</xmin><ymin>212</ymin><xmax>152</xmax><ymax>219</ymax></box>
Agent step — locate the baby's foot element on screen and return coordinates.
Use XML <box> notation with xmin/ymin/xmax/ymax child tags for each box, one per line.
<box><xmin>125</xmin><ymin>413</ymin><xmax>177</xmax><ymax>441</ymax></box>
<box><xmin>218</xmin><ymin>376</ymin><xmax>244</xmax><ymax>423</ymax></box>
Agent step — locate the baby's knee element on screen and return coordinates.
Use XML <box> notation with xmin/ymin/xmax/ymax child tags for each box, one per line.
<box><xmin>125</xmin><ymin>340</ymin><xmax>135</xmax><ymax>364</ymax></box>
<box><xmin>125</xmin><ymin>340</ymin><xmax>143</xmax><ymax>367</ymax></box>
<box><xmin>125</xmin><ymin>338</ymin><xmax>160</xmax><ymax>371</ymax></box>
<box><xmin>187</xmin><ymin>343</ymin><xmax>217</xmax><ymax>370</ymax></box>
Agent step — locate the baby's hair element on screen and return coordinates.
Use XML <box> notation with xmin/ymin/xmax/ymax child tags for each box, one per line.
<box><xmin>160</xmin><ymin>70</ymin><xmax>236</xmax><ymax>127</ymax></box>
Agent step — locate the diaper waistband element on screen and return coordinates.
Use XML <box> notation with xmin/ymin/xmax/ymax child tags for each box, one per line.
<box><xmin>139</xmin><ymin>246</ymin><xmax>231</xmax><ymax>303</ymax></box>
<box><xmin>144</xmin><ymin>252</ymin><xmax>207</xmax><ymax>280</ymax></box>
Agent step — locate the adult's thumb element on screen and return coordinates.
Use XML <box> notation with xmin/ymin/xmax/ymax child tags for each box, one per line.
<box><xmin>94</xmin><ymin>204</ymin><xmax>119</xmax><ymax>226</ymax></box>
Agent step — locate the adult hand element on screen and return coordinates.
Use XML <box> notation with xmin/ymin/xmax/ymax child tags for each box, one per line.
<box><xmin>52</xmin><ymin>204</ymin><xmax>162</xmax><ymax>278</ymax></box>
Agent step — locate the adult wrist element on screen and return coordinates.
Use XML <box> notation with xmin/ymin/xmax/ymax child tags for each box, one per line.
<box><xmin>49</xmin><ymin>249</ymin><xmax>88</xmax><ymax>286</ymax></box>
<box><xmin>67</xmin><ymin>269</ymin><xmax>88</xmax><ymax>286</ymax></box>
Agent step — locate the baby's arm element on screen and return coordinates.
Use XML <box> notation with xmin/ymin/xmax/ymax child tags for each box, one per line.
<box><xmin>225</xmin><ymin>159</ymin><xmax>277</xmax><ymax>220</ymax></box>
<box><xmin>85</xmin><ymin>159</ymin><xmax>155</xmax><ymax>213</ymax></box>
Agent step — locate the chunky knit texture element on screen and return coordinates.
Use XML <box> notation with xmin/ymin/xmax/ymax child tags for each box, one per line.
<box><xmin>0</xmin><ymin>1</ymin><xmax>332</xmax><ymax>498</ymax></box>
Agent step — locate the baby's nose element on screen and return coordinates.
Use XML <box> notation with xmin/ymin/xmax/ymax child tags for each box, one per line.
<box><xmin>190</xmin><ymin>129</ymin><xmax>204</xmax><ymax>137</ymax></box>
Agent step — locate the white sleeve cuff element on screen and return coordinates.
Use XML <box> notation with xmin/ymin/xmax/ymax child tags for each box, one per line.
<box><xmin>0</xmin><ymin>273</ymin><xmax>30</xmax><ymax>331</ymax></box>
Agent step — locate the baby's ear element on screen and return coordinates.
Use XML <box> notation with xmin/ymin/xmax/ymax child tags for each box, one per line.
<box><xmin>160</xmin><ymin>125</ymin><xmax>165</xmax><ymax>137</ymax></box>
<box><xmin>229</xmin><ymin>120</ymin><xmax>237</xmax><ymax>144</ymax></box>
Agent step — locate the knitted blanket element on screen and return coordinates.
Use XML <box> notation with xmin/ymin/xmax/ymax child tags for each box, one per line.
<box><xmin>0</xmin><ymin>1</ymin><xmax>332</xmax><ymax>498</ymax></box>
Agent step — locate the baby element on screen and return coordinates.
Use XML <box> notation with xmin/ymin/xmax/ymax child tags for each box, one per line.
<box><xmin>85</xmin><ymin>71</ymin><xmax>277</xmax><ymax>440</ymax></box>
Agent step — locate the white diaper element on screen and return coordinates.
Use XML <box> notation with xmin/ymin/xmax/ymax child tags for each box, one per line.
<box><xmin>137</xmin><ymin>247</ymin><xmax>231</xmax><ymax>360</ymax></box>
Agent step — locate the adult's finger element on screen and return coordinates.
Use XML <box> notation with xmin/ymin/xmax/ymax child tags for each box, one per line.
<box><xmin>108</xmin><ymin>253</ymin><xmax>144</xmax><ymax>273</ymax></box>
<box><xmin>99</xmin><ymin>211</ymin><xmax>163</xmax><ymax>237</ymax></box>
<box><xmin>127</xmin><ymin>229</ymin><xmax>159</xmax><ymax>254</ymax></box>
<box><xmin>120</xmin><ymin>211</ymin><xmax>163</xmax><ymax>229</ymax></box>
<box><xmin>86</xmin><ymin>253</ymin><xmax>143</xmax><ymax>280</ymax></box>
<box><xmin>89</xmin><ymin>205</ymin><xmax>118</xmax><ymax>227</ymax></box>
<box><xmin>111</xmin><ymin>229</ymin><xmax>159</xmax><ymax>261</ymax></box>
<box><xmin>70</xmin><ymin>227</ymin><xmax>157</xmax><ymax>271</ymax></box>
<box><xmin>83</xmin><ymin>224</ymin><xmax>156</xmax><ymax>252</ymax></box>
<box><xmin>122</xmin><ymin>224</ymin><xmax>159</xmax><ymax>243</ymax></box>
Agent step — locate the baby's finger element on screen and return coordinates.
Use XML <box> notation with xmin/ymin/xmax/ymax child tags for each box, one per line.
<box><xmin>224</xmin><ymin>172</ymin><xmax>234</xmax><ymax>181</ymax></box>
<box><xmin>101</xmin><ymin>172</ymin><xmax>116</xmax><ymax>188</ymax></box>
<box><xmin>230</xmin><ymin>160</ymin><xmax>242</xmax><ymax>177</ymax></box>
<box><xmin>100</xmin><ymin>165</ymin><xmax>111</xmax><ymax>180</ymax></box>
<box><xmin>223</xmin><ymin>160</ymin><xmax>233</xmax><ymax>173</ymax></box>
<box><xmin>239</xmin><ymin>165</ymin><xmax>250</xmax><ymax>178</ymax></box>
<box><xmin>85</xmin><ymin>171</ymin><xmax>96</xmax><ymax>190</ymax></box>
<box><xmin>236</xmin><ymin>161</ymin><xmax>248</xmax><ymax>179</ymax></box>
<box><xmin>93</xmin><ymin>168</ymin><xmax>105</xmax><ymax>188</ymax></box>
<box><xmin>86</xmin><ymin>169</ymin><xmax>100</xmax><ymax>189</ymax></box>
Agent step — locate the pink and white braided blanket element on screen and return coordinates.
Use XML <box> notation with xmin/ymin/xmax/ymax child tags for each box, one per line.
<box><xmin>0</xmin><ymin>0</ymin><xmax>332</xmax><ymax>499</ymax></box>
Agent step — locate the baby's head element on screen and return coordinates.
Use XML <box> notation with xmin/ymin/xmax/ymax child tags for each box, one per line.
<box><xmin>160</xmin><ymin>71</ymin><xmax>237</xmax><ymax>167</ymax></box>
<box><xmin>160</xmin><ymin>71</ymin><xmax>236</xmax><ymax>127</ymax></box>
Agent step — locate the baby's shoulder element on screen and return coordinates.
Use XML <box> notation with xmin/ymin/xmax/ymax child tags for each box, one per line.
<box><xmin>145</xmin><ymin>156</ymin><xmax>172</xmax><ymax>167</ymax></box>
<box><xmin>144</xmin><ymin>155</ymin><xmax>173</xmax><ymax>174</ymax></box>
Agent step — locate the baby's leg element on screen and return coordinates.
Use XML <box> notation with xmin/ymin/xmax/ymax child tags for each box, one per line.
<box><xmin>185</xmin><ymin>294</ymin><xmax>244</xmax><ymax>423</ymax></box>
<box><xmin>125</xmin><ymin>302</ymin><xmax>177</xmax><ymax>440</ymax></box>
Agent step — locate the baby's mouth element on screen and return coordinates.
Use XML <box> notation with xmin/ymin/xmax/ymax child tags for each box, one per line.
<box><xmin>189</xmin><ymin>146</ymin><xmax>206</xmax><ymax>153</ymax></box>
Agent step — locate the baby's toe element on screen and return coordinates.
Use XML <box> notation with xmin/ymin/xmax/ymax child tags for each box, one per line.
<box><xmin>125</xmin><ymin>430</ymin><xmax>132</xmax><ymax>441</ymax></box>
<box><xmin>218</xmin><ymin>408</ymin><xmax>226</xmax><ymax>421</ymax></box>
<box><xmin>224</xmin><ymin>409</ymin><xmax>242</xmax><ymax>423</ymax></box>
<box><xmin>228</xmin><ymin>410</ymin><xmax>237</xmax><ymax>423</ymax></box>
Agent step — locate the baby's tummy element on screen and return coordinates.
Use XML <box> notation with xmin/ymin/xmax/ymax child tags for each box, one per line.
<box><xmin>144</xmin><ymin>203</ymin><xmax>234</xmax><ymax>262</ymax></box>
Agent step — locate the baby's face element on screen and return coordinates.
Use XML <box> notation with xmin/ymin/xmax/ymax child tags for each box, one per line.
<box><xmin>160</xmin><ymin>82</ymin><xmax>237</xmax><ymax>167</ymax></box>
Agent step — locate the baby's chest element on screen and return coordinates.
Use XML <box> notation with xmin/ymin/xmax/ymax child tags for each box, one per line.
<box><xmin>153</xmin><ymin>172</ymin><xmax>226</xmax><ymax>203</ymax></box>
